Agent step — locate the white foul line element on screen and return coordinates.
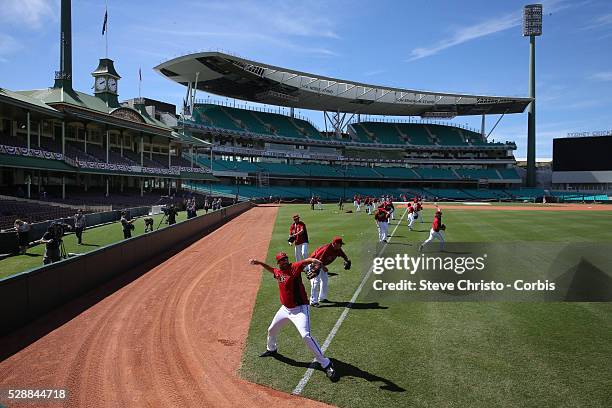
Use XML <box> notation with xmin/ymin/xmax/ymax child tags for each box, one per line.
<box><xmin>292</xmin><ymin>208</ymin><xmax>408</xmax><ymax>395</ymax></box>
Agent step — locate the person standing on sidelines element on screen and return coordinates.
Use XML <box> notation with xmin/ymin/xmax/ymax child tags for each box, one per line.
<box><xmin>338</xmin><ymin>197</ymin><xmax>344</xmax><ymax>211</ymax></box>
<box><xmin>289</xmin><ymin>214</ymin><xmax>309</xmax><ymax>261</ymax></box>
<box><xmin>308</xmin><ymin>236</ymin><xmax>351</xmax><ymax>307</ymax></box>
<box><xmin>374</xmin><ymin>205</ymin><xmax>390</xmax><ymax>243</ymax></box>
<box><xmin>73</xmin><ymin>209</ymin><xmax>86</xmax><ymax>245</ymax></box>
<box><xmin>419</xmin><ymin>209</ymin><xmax>446</xmax><ymax>252</ymax></box>
<box><xmin>250</xmin><ymin>253</ymin><xmax>338</xmax><ymax>381</ymax></box>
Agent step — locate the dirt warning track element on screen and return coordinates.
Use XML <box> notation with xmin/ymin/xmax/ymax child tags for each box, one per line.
<box><xmin>0</xmin><ymin>205</ymin><xmax>329</xmax><ymax>408</ymax></box>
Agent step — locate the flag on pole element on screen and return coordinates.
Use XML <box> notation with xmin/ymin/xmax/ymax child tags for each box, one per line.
<box><xmin>102</xmin><ymin>10</ymin><xmax>108</xmax><ymax>35</ymax></box>
<box><xmin>139</xmin><ymin>68</ymin><xmax>142</xmax><ymax>81</ymax></box>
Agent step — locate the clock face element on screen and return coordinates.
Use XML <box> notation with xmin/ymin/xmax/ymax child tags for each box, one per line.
<box><xmin>108</xmin><ymin>78</ymin><xmax>117</xmax><ymax>93</ymax></box>
<box><xmin>95</xmin><ymin>77</ymin><xmax>107</xmax><ymax>91</ymax></box>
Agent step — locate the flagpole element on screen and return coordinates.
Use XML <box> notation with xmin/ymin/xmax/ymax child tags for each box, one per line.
<box><xmin>105</xmin><ymin>0</ymin><xmax>108</xmax><ymax>58</ymax></box>
<box><xmin>139</xmin><ymin>68</ymin><xmax>142</xmax><ymax>99</ymax></box>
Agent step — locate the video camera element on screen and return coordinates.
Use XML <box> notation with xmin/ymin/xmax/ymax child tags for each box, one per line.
<box><xmin>161</xmin><ymin>204</ymin><xmax>175</xmax><ymax>215</ymax></box>
<box><xmin>47</xmin><ymin>221</ymin><xmax>72</xmax><ymax>240</ymax></box>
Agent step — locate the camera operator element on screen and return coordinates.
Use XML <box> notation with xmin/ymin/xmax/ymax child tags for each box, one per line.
<box><xmin>34</xmin><ymin>221</ymin><xmax>71</xmax><ymax>264</ymax></box>
<box><xmin>166</xmin><ymin>204</ymin><xmax>178</xmax><ymax>225</ymax></box>
<box><xmin>73</xmin><ymin>209</ymin><xmax>86</xmax><ymax>245</ymax></box>
<box><xmin>121</xmin><ymin>211</ymin><xmax>135</xmax><ymax>239</ymax></box>
<box><xmin>13</xmin><ymin>219</ymin><xmax>31</xmax><ymax>254</ymax></box>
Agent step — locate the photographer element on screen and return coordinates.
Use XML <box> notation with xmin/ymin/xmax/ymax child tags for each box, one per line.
<box><xmin>73</xmin><ymin>209</ymin><xmax>86</xmax><ymax>245</ymax></box>
<box><xmin>121</xmin><ymin>211</ymin><xmax>135</xmax><ymax>239</ymax></box>
<box><xmin>165</xmin><ymin>204</ymin><xmax>178</xmax><ymax>225</ymax></box>
<box><xmin>34</xmin><ymin>221</ymin><xmax>71</xmax><ymax>265</ymax></box>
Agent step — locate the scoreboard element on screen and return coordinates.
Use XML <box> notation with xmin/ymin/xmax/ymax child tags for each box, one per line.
<box><xmin>553</xmin><ymin>136</ymin><xmax>612</xmax><ymax>171</ymax></box>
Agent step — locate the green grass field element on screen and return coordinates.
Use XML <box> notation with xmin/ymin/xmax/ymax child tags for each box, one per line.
<box><xmin>240</xmin><ymin>204</ymin><xmax>612</xmax><ymax>407</ymax></box>
<box><xmin>0</xmin><ymin>211</ymin><xmax>194</xmax><ymax>280</ymax></box>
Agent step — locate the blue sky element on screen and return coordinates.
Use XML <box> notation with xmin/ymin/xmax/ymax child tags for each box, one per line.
<box><xmin>1</xmin><ymin>0</ymin><xmax>611</xmax><ymax>158</ymax></box>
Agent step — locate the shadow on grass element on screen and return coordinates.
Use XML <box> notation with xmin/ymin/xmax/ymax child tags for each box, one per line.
<box><xmin>78</xmin><ymin>243</ymin><xmax>100</xmax><ymax>247</ymax></box>
<box><xmin>318</xmin><ymin>301</ymin><xmax>388</xmax><ymax>310</ymax></box>
<box><xmin>271</xmin><ymin>354</ymin><xmax>405</xmax><ymax>392</ymax></box>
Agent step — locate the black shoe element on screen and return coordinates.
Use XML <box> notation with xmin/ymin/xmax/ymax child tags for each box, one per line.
<box><xmin>259</xmin><ymin>349</ymin><xmax>277</xmax><ymax>357</ymax></box>
<box><xmin>310</xmin><ymin>302</ymin><xmax>320</xmax><ymax>308</ymax></box>
<box><xmin>324</xmin><ymin>361</ymin><xmax>338</xmax><ymax>382</ymax></box>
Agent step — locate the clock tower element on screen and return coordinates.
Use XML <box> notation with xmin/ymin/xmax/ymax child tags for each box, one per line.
<box><xmin>92</xmin><ymin>58</ymin><xmax>121</xmax><ymax>108</ymax></box>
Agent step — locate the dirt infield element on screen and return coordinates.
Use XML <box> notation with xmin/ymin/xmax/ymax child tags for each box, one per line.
<box><xmin>0</xmin><ymin>205</ymin><xmax>329</xmax><ymax>407</ymax></box>
<box><xmin>399</xmin><ymin>203</ymin><xmax>612</xmax><ymax>211</ymax></box>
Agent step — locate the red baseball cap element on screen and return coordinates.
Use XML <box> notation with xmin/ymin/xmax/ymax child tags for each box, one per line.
<box><xmin>275</xmin><ymin>252</ymin><xmax>289</xmax><ymax>262</ymax></box>
<box><xmin>332</xmin><ymin>236</ymin><xmax>344</xmax><ymax>245</ymax></box>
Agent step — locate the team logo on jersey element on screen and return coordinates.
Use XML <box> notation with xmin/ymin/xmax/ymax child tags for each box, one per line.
<box><xmin>276</xmin><ymin>273</ymin><xmax>288</xmax><ymax>283</ymax></box>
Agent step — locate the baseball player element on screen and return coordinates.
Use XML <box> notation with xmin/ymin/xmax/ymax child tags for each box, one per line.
<box><xmin>289</xmin><ymin>214</ymin><xmax>309</xmax><ymax>261</ymax></box>
<box><xmin>250</xmin><ymin>253</ymin><xmax>338</xmax><ymax>381</ymax></box>
<box><xmin>308</xmin><ymin>236</ymin><xmax>351</xmax><ymax>307</ymax></box>
<box><xmin>385</xmin><ymin>199</ymin><xmax>394</xmax><ymax>220</ymax></box>
<box><xmin>374</xmin><ymin>205</ymin><xmax>390</xmax><ymax>243</ymax></box>
<box><xmin>407</xmin><ymin>203</ymin><xmax>416</xmax><ymax>231</ymax></box>
<box><xmin>416</xmin><ymin>200</ymin><xmax>424</xmax><ymax>223</ymax></box>
<box><xmin>419</xmin><ymin>209</ymin><xmax>446</xmax><ymax>252</ymax></box>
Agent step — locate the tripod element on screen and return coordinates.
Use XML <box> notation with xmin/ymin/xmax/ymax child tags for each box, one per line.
<box><xmin>156</xmin><ymin>213</ymin><xmax>168</xmax><ymax>230</ymax></box>
<box><xmin>59</xmin><ymin>239</ymin><xmax>67</xmax><ymax>259</ymax></box>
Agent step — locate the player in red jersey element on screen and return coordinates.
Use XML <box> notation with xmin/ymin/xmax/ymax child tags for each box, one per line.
<box><xmin>419</xmin><ymin>209</ymin><xmax>445</xmax><ymax>252</ymax></box>
<box><xmin>250</xmin><ymin>253</ymin><xmax>338</xmax><ymax>381</ymax></box>
<box><xmin>407</xmin><ymin>202</ymin><xmax>417</xmax><ymax>231</ymax></box>
<box><xmin>308</xmin><ymin>236</ymin><xmax>351</xmax><ymax>307</ymax></box>
<box><xmin>374</xmin><ymin>205</ymin><xmax>390</xmax><ymax>242</ymax></box>
<box><xmin>289</xmin><ymin>214</ymin><xmax>309</xmax><ymax>261</ymax></box>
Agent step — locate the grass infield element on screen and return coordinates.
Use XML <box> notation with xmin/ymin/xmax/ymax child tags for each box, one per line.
<box><xmin>240</xmin><ymin>203</ymin><xmax>612</xmax><ymax>407</ymax></box>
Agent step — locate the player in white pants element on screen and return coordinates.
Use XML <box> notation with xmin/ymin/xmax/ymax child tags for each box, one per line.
<box><xmin>289</xmin><ymin>214</ymin><xmax>309</xmax><ymax>261</ymax></box>
<box><xmin>309</xmin><ymin>237</ymin><xmax>351</xmax><ymax>306</ymax></box>
<box><xmin>419</xmin><ymin>210</ymin><xmax>445</xmax><ymax>251</ymax></box>
<box><xmin>374</xmin><ymin>206</ymin><xmax>390</xmax><ymax>242</ymax></box>
<box><xmin>407</xmin><ymin>203</ymin><xmax>416</xmax><ymax>230</ymax></box>
<box><xmin>250</xmin><ymin>253</ymin><xmax>337</xmax><ymax>381</ymax></box>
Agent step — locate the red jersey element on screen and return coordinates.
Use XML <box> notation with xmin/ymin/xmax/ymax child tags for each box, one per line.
<box><xmin>374</xmin><ymin>209</ymin><xmax>389</xmax><ymax>222</ymax></box>
<box><xmin>432</xmin><ymin>216</ymin><xmax>443</xmax><ymax>232</ymax></box>
<box><xmin>416</xmin><ymin>202</ymin><xmax>423</xmax><ymax>211</ymax></box>
<box><xmin>273</xmin><ymin>260</ymin><xmax>309</xmax><ymax>308</ymax></box>
<box><xmin>310</xmin><ymin>243</ymin><xmax>348</xmax><ymax>266</ymax></box>
<box><xmin>289</xmin><ymin>221</ymin><xmax>309</xmax><ymax>245</ymax></box>
<box><xmin>408</xmin><ymin>205</ymin><xmax>414</xmax><ymax>214</ymax></box>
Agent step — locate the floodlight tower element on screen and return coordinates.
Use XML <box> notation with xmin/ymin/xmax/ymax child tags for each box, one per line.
<box><xmin>523</xmin><ymin>4</ymin><xmax>542</xmax><ymax>187</ymax></box>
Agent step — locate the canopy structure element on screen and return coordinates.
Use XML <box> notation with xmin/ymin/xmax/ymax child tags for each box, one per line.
<box><xmin>155</xmin><ymin>52</ymin><xmax>531</xmax><ymax>117</ymax></box>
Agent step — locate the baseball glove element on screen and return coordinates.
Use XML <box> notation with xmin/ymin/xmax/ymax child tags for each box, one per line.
<box><xmin>306</xmin><ymin>265</ymin><xmax>320</xmax><ymax>280</ymax></box>
<box><xmin>287</xmin><ymin>235</ymin><xmax>296</xmax><ymax>243</ymax></box>
<box><xmin>440</xmin><ymin>224</ymin><xmax>446</xmax><ymax>231</ymax></box>
<box><xmin>344</xmin><ymin>260</ymin><xmax>351</xmax><ymax>270</ymax></box>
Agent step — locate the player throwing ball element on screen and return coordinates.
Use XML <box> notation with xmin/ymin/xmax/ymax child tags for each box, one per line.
<box><xmin>309</xmin><ymin>237</ymin><xmax>351</xmax><ymax>307</ymax></box>
<box><xmin>419</xmin><ymin>209</ymin><xmax>446</xmax><ymax>252</ymax></box>
<box><xmin>249</xmin><ymin>253</ymin><xmax>338</xmax><ymax>381</ymax></box>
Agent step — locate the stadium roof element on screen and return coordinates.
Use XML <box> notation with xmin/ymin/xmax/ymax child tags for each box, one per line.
<box><xmin>155</xmin><ymin>52</ymin><xmax>532</xmax><ymax>117</ymax></box>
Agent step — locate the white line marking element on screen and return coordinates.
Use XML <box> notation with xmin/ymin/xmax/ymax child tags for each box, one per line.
<box><xmin>292</xmin><ymin>208</ymin><xmax>408</xmax><ymax>395</ymax></box>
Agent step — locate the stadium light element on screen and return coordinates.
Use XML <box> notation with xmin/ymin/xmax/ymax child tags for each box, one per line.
<box><xmin>523</xmin><ymin>4</ymin><xmax>542</xmax><ymax>188</ymax></box>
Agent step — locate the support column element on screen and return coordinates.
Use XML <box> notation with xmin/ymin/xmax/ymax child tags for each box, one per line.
<box><xmin>120</xmin><ymin>176</ymin><xmax>124</xmax><ymax>192</ymax></box>
<box><xmin>84</xmin><ymin>123</ymin><xmax>87</xmax><ymax>153</ymax></box>
<box><xmin>168</xmin><ymin>140</ymin><xmax>172</xmax><ymax>168</ymax></box>
<box><xmin>84</xmin><ymin>174</ymin><xmax>88</xmax><ymax>192</ymax></box>
<box><xmin>481</xmin><ymin>114</ymin><xmax>486</xmax><ymax>138</ymax></box>
<box><xmin>140</xmin><ymin>134</ymin><xmax>144</xmax><ymax>166</ymax></box>
<box><xmin>106</xmin><ymin>129</ymin><xmax>110</xmax><ymax>163</ymax></box>
<box><xmin>26</xmin><ymin>175</ymin><xmax>31</xmax><ymax>198</ymax></box>
<box><xmin>38</xmin><ymin>170</ymin><xmax>42</xmax><ymax>194</ymax></box>
<box><xmin>62</xmin><ymin>176</ymin><xmax>66</xmax><ymax>199</ymax></box>
<box><xmin>168</xmin><ymin>179</ymin><xmax>171</xmax><ymax>196</ymax></box>
<box><xmin>61</xmin><ymin>121</ymin><xmax>65</xmax><ymax>156</ymax></box>
<box><xmin>526</xmin><ymin>35</ymin><xmax>537</xmax><ymax>187</ymax></box>
<box><xmin>120</xmin><ymin>131</ymin><xmax>124</xmax><ymax>157</ymax></box>
<box><xmin>26</xmin><ymin>111</ymin><xmax>31</xmax><ymax>152</ymax></box>
<box><xmin>37</xmin><ymin>122</ymin><xmax>41</xmax><ymax>147</ymax></box>
<box><xmin>149</xmin><ymin>136</ymin><xmax>153</xmax><ymax>160</ymax></box>
<box><xmin>140</xmin><ymin>178</ymin><xmax>144</xmax><ymax>197</ymax></box>
<box><xmin>190</xmin><ymin>145</ymin><xmax>194</xmax><ymax>168</ymax></box>
<box><xmin>106</xmin><ymin>177</ymin><xmax>109</xmax><ymax>197</ymax></box>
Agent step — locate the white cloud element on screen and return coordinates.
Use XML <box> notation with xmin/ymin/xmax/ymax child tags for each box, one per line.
<box><xmin>408</xmin><ymin>0</ymin><xmax>575</xmax><ymax>61</ymax></box>
<box><xmin>584</xmin><ymin>12</ymin><xmax>612</xmax><ymax>30</ymax></box>
<box><xmin>0</xmin><ymin>0</ymin><xmax>57</xmax><ymax>29</ymax></box>
<box><xmin>590</xmin><ymin>71</ymin><xmax>612</xmax><ymax>81</ymax></box>
<box><xmin>0</xmin><ymin>33</ymin><xmax>22</xmax><ymax>56</ymax></box>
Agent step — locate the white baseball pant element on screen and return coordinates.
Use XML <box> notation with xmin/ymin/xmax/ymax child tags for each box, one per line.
<box><xmin>422</xmin><ymin>228</ymin><xmax>445</xmax><ymax>250</ymax></box>
<box><xmin>407</xmin><ymin>212</ymin><xmax>415</xmax><ymax>230</ymax></box>
<box><xmin>377</xmin><ymin>221</ymin><xmax>389</xmax><ymax>242</ymax></box>
<box><xmin>266</xmin><ymin>304</ymin><xmax>330</xmax><ymax>368</ymax></box>
<box><xmin>310</xmin><ymin>268</ymin><xmax>329</xmax><ymax>303</ymax></box>
<box><xmin>294</xmin><ymin>242</ymin><xmax>308</xmax><ymax>262</ymax></box>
